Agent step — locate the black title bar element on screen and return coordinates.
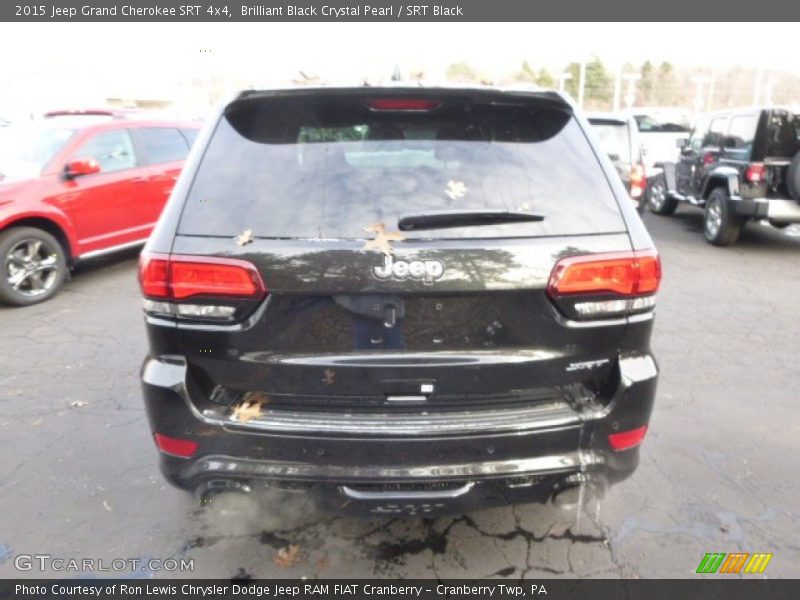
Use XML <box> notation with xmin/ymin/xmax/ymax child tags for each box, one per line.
<box><xmin>4</xmin><ymin>0</ymin><xmax>800</xmax><ymax>21</ymax></box>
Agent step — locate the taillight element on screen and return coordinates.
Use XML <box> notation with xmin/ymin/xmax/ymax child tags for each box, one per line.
<box><xmin>138</xmin><ymin>252</ymin><xmax>266</xmax><ymax>321</ymax></box>
<box><xmin>169</xmin><ymin>259</ymin><xmax>263</xmax><ymax>300</ymax></box>
<box><xmin>139</xmin><ymin>253</ymin><xmax>169</xmax><ymax>298</ymax></box>
<box><xmin>365</xmin><ymin>98</ymin><xmax>442</xmax><ymax>111</ymax></box>
<box><xmin>547</xmin><ymin>250</ymin><xmax>661</xmax><ymax>320</ymax></box>
<box><xmin>608</xmin><ymin>425</ymin><xmax>648</xmax><ymax>451</ymax></box>
<box><xmin>745</xmin><ymin>162</ymin><xmax>765</xmax><ymax>184</ymax></box>
<box><xmin>630</xmin><ymin>164</ymin><xmax>646</xmax><ymax>199</ymax></box>
<box><xmin>702</xmin><ymin>152</ymin><xmax>716</xmax><ymax>166</ymax></box>
<box><xmin>154</xmin><ymin>433</ymin><xmax>198</xmax><ymax>458</ymax></box>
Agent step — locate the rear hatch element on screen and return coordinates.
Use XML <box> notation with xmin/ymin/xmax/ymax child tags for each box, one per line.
<box><xmin>146</xmin><ymin>88</ymin><xmax>648</xmax><ymax>416</ymax></box>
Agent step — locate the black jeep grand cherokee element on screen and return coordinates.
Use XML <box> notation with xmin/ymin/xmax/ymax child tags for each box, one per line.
<box><xmin>139</xmin><ymin>86</ymin><xmax>661</xmax><ymax>516</ymax></box>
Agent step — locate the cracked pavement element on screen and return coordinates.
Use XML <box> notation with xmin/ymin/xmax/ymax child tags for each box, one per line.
<box><xmin>1</xmin><ymin>211</ymin><xmax>799</xmax><ymax>579</ymax></box>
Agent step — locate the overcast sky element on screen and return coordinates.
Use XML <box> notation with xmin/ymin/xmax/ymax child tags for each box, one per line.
<box><xmin>1</xmin><ymin>22</ymin><xmax>797</xmax><ymax>116</ymax></box>
<box><xmin>2</xmin><ymin>22</ymin><xmax>799</xmax><ymax>81</ymax></box>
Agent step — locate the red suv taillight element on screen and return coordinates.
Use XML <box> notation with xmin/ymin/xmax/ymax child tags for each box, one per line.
<box><xmin>745</xmin><ymin>162</ymin><xmax>765</xmax><ymax>184</ymax></box>
<box><xmin>547</xmin><ymin>250</ymin><xmax>661</xmax><ymax>320</ymax></box>
<box><xmin>138</xmin><ymin>252</ymin><xmax>266</xmax><ymax>321</ymax></box>
<box><xmin>630</xmin><ymin>163</ymin><xmax>646</xmax><ymax>200</ymax></box>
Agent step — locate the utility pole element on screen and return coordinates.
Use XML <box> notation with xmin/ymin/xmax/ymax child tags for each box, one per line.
<box><xmin>622</xmin><ymin>73</ymin><xmax>641</xmax><ymax>110</ymax></box>
<box><xmin>764</xmin><ymin>77</ymin><xmax>777</xmax><ymax>106</ymax></box>
<box><xmin>557</xmin><ymin>72</ymin><xmax>572</xmax><ymax>95</ymax></box>
<box><xmin>706</xmin><ymin>70</ymin><xmax>716</xmax><ymax>111</ymax></box>
<box><xmin>753</xmin><ymin>67</ymin><xmax>764</xmax><ymax>105</ymax></box>
<box><xmin>577</xmin><ymin>60</ymin><xmax>587</xmax><ymax>109</ymax></box>
<box><xmin>612</xmin><ymin>66</ymin><xmax>623</xmax><ymax>112</ymax></box>
<box><xmin>691</xmin><ymin>75</ymin><xmax>711</xmax><ymax>118</ymax></box>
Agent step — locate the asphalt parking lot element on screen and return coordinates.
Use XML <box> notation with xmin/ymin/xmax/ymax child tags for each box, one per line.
<box><xmin>1</xmin><ymin>208</ymin><xmax>799</xmax><ymax>579</ymax></box>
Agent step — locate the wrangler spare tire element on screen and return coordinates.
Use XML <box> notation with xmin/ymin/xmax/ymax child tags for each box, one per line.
<box><xmin>789</xmin><ymin>151</ymin><xmax>800</xmax><ymax>201</ymax></box>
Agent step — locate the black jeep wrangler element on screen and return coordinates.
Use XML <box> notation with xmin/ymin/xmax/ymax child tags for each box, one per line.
<box><xmin>646</xmin><ymin>106</ymin><xmax>800</xmax><ymax>245</ymax></box>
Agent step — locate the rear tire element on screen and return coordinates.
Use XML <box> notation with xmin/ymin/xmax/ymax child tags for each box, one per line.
<box><xmin>647</xmin><ymin>174</ymin><xmax>678</xmax><ymax>215</ymax></box>
<box><xmin>0</xmin><ymin>227</ymin><xmax>68</xmax><ymax>306</ymax></box>
<box><xmin>704</xmin><ymin>188</ymin><xmax>744</xmax><ymax>246</ymax></box>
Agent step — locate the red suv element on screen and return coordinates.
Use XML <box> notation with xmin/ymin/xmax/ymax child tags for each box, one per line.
<box><xmin>0</xmin><ymin>114</ymin><xmax>200</xmax><ymax>305</ymax></box>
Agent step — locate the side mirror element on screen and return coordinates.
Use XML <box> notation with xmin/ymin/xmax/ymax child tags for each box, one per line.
<box><xmin>676</xmin><ymin>138</ymin><xmax>688</xmax><ymax>150</ymax></box>
<box><xmin>64</xmin><ymin>157</ymin><xmax>101</xmax><ymax>179</ymax></box>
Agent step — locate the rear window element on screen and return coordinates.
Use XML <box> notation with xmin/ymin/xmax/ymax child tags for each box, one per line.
<box><xmin>633</xmin><ymin>114</ymin><xmax>691</xmax><ymax>133</ymax></box>
<box><xmin>765</xmin><ymin>109</ymin><xmax>800</xmax><ymax>158</ymax></box>
<box><xmin>178</xmin><ymin>92</ymin><xmax>625</xmax><ymax>239</ymax></box>
<box><xmin>724</xmin><ymin>114</ymin><xmax>758</xmax><ymax>161</ymax></box>
<box><xmin>589</xmin><ymin>120</ymin><xmax>632</xmax><ymax>164</ymax></box>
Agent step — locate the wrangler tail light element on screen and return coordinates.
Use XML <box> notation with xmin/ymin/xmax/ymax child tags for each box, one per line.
<box><xmin>630</xmin><ymin>163</ymin><xmax>646</xmax><ymax>199</ymax></box>
<box><xmin>547</xmin><ymin>250</ymin><xmax>661</xmax><ymax>320</ymax></box>
<box><xmin>138</xmin><ymin>252</ymin><xmax>266</xmax><ymax>322</ymax></box>
<box><xmin>745</xmin><ymin>162</ymin><xmax>765</xmax><ymax>184</ymax></box>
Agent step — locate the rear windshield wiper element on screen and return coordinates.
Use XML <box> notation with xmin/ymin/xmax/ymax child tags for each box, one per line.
<box><xmin>398</xmin><ymin>209</ymin><xmax>545</xmax><ymax>231</ymax></box>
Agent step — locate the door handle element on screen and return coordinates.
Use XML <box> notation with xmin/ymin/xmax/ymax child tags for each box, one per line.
<box><xmin>130</xmin><ymin>177</ymin><xmax>148</xmax><ymax>183</ymax></box>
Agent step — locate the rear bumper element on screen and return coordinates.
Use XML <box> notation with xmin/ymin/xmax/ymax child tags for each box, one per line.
<box><xmin>729</xmin><ymin>197</ymin><xmax>800</xmax><ymax>222</ymax></box>
<box><xmin>141</xmin><ymin>354</ymin><xmax>657</xmax><ymax>516</ymax></box>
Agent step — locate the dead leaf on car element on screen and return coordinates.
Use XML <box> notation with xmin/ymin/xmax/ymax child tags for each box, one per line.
<box><xmin>230</xmin><ymin>399</ymin><xmax>264</xmax><ymax>423</ymax></box>
<box><xmin>234</xmin><ymin>228</ymin><xmax>253</xmax><ymax>246</ymax></box>
<box><xmin>242</xmin><ymin>390</ymin><xmax>270</xmax><ymax>405</ymax></box>
<box><xmin>322</xmin><ymin>369</ymin><xmax>335</xmax><ymax>385</ymax></box>
<box><xmin>363</xmin><ymin>222</ymin><xmax>405</xmax><ymax>257</ymax></box>
<box><xmin>445</xmin><ymin>180</ymin><xmax>468</xmax><ymax>200</ymax></box>
<box><xmin>274</xmin><ymin>544</ymin><xmax>302</xmax><ymax>567</ymax></box>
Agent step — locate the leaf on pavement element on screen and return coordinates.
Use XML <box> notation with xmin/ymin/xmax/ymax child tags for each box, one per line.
<box><xmin>274</xmin><ymin>544</ymin><xmax>301</xmax><ymax>567</ymax></box>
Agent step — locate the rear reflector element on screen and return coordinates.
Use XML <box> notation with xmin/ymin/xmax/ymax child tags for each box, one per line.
<box><xmin>365</xmin><ymin>98</ymin><xmax>442</xmax><ymax>111</ymax></box>
<box><xmin>608</xmin><ymin>425</ymin><xmax>648</xmax><ymax>451</ymax></box>
<box><xmin>139</xmin><ymin>253</ymin><xmax>266</xmax><ymax>301</ymax></box>
<box><xmin>548</xmin><ymin>250</ymin><xmax>661</xmax><ymax>297</ymax></box>
<box><xmin>154</xmin><ymin>433</ymin><xmax>198</xmax><ymax>458</ymax></box>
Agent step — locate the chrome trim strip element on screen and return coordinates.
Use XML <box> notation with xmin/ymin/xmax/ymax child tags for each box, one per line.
<box><xmin>77</xmin><ymin>238</ymin><xmax>149</xmax><ymax>260</ymax></box>
<box><xmin>189</xmin><ymin>453</ymin><xmax>594</xmax><ymax>482</ymax></box>
<box><xmin>249</xmin><ymin>349</ymin><xmax>564</xmax><ymax>367</ymax></box>
<box><xmin>340</xmin><ymin>482</ymin><xmax>475</xmax><ymax>500</ymax></box>
<box><xmin>385</xmin><ymin>395</ymin><xmax>428</xmax><ymax>403</ymax></box>
<box><xmin>212</xmin><ymin>401</ymin><xmax>581</xmax><ymax>436</ymax></box>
